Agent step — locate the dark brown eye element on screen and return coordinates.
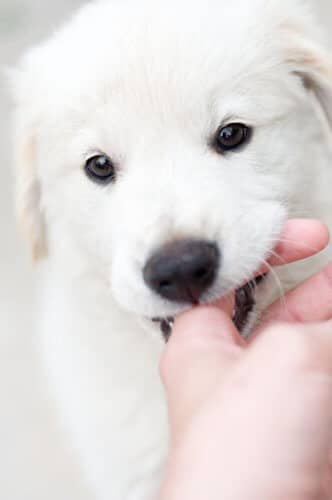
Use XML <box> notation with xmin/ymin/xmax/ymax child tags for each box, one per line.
<box><xmin>215</xmin><ymin>123</ymin><xmax>251</xmax><ymax>152</ymax></box>
<box><xmin>85</xmin><ymin>154</ymin><xmax>115</xmax><ymax>184</ymax></box>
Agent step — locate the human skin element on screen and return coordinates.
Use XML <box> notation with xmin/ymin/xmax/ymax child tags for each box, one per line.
<box><xmin>159</xmin><ymin>219</ymin><xmax>332</xmax><ymax>500</ymax></box>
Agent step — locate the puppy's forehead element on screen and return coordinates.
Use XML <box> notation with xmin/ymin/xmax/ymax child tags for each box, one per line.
<box><xmin>21</xmin><ymin>0</ymin><xmax>295</xmax><ymax>114</ymax></box>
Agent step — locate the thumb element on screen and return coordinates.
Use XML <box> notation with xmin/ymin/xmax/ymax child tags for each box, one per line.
<box><xmin>160</xmin><ymin>307</ymin><xmax>244</xmax><ymax>440</ymax></box>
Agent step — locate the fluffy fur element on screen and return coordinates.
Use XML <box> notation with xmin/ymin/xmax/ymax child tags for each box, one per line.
<box><xmin>11</xmin><ymin>0</ymin><xmax>332</xmax><ymax>498</ymax></box>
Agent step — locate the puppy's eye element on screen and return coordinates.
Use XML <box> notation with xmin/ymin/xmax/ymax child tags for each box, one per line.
<box><xmin>215</xmin><ymin>123</ymin><xmax>251</xmax><ymax>152</ymax></box>
<box><xmin>85</xmin><ymin>154</ymin><xmax>115</xmax><ymax>184</ymax></box>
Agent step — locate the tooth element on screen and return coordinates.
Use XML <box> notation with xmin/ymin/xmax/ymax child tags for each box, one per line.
<box><xmin>160</xmin><ymin>318</ymin><xmax>174</xmax><ymax>341</ymax></box>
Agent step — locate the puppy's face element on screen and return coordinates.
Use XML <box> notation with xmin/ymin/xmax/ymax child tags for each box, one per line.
<box><xmin>12</xmin><ymin>0</ymin><xmax>332</xmax><ymax>329</ymax></box>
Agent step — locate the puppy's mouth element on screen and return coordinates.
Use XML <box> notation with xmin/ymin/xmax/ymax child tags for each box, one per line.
<box><xmin>152</xmin><ymin>274</ymin><xmax>267</xmax><ymax>340</ymax></box>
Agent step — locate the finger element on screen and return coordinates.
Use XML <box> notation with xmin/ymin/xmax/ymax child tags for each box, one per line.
<box><xmin>242</xmin><ymin>322</ymin><xmax>332</xmax><ymax>496</ymax></box>
<box><xmin>268</xmin><ymin>219</ymin><xmax>330</xmax><ymax>266</ymax></box>
<box><xmin>249</xmin><ymin>321</ymin><xmax>332</xmax><ymax>377</ymax></box>
<box><xmin>215</xmin><ymin>220</ymin><xmax>329</xmax><ymax>325</ymax></box>
<box><xmin>257</xmin><ymin>263</ymin><xmax>332</xmax><ymax>332</ymax></box>
<box><xmin>241</xmin><ymin>219</ymin><xmax>329</xmax><ymax>287</ymax></box>
<box><xmin>160</xmin><ymin>307</ymin><xmax>244</xmax><ymax>437</ymax></box>
<box><xmin>161</xmin><ymin>306</ymin><xmax>244</xmax><ymax>387</ymax></box>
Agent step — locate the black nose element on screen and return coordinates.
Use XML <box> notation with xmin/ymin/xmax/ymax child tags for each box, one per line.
<box><xmin>143</xmin><ymin>240</ymin><xmax>219</xmax><ymax>303</ymax></box>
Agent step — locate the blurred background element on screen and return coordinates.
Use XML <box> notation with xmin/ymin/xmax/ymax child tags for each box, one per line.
<box><xmin>0</xmin><ymin>1</ymin><xmax>332</xmax><ymax>498</ymax></box>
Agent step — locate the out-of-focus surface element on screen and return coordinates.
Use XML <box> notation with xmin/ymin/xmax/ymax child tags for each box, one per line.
<box><xmin>0</xmin><ymin>1</ymin><xmax>331</xmax><ymax>498</ymax></box>
<box><xmin>0</xmin><ymin>2</ymin><xmax>91</xmax><ymax>498</ymax></box>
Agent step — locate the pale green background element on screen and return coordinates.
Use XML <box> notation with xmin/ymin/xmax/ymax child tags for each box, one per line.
<box><xmin>0</xmin><ymin>1</ymin><xmax>331</xmax><ymax>498</ymax></box>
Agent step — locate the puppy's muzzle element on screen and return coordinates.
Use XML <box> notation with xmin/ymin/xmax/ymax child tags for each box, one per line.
<box><xmin>143</xmin><ymin>239</ymin><xmax>219</xmax><ymax>303</ymax></box>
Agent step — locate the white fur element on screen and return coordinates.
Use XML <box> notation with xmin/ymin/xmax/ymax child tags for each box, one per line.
<box><xmin>11</xmin><ymin>0</ymin><xmax>332</xmax><ymax>498</ymax></box>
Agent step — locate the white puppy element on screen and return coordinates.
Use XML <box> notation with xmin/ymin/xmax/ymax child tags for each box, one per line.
<box><xmin>11</xmin><ymin>0</ymin><xmax>332</xmax><ymax>498</ymax></box>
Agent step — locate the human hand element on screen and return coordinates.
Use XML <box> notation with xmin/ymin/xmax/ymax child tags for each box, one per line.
<box><xmin>159</xmin><ymin>219</ymin><xmax>332</xmax><ymax>500</ymax></box>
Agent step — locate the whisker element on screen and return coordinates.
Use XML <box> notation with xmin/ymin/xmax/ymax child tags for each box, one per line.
<box><xmin>262</xmin><ymin>258</ymin><xmax>287</xmax><ymax>311</ymax></box>
<box><xmin>266</xmin><ymin>248</ymin><xmax>288</xmax><ymax>266</ymax></box>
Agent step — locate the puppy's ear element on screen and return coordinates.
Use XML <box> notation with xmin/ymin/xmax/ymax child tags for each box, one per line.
<box><xmin>9</xmin><ymin>77</ymin><xmax>46</xmax><ymax>261</ymax></box>
<box><xmin>9</xmin><ymin>51</ymin><xmax>48</xmax><ymax>261</ymax></box>
<box><xmin>18</xmin><ymin>141</ymin><xmax>47</xmax><ymax>261</ymax></box>
<box><xmin>14</xmin><ymin>129</ymin><xmax>47</xmax><ymax>261</ymax></box>
<box><xmin>287</xmin><ymin>31</ymin><xmax>332</xmax><ymax>126</ymax></box>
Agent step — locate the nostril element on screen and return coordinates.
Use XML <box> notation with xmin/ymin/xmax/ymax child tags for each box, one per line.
<box><xmin>193</xmin><ymin>266</ymin><xmax>210</xmax><ymax>281</ymax></box>
<box><xmin>159</xmin><ymin>280</ymin><xmax>172</xmax><ymax>289</ymax></box>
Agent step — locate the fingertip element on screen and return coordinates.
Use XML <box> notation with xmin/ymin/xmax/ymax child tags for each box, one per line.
<box><xmin>173</xmin><ymin>306</ymin><xmax>244</xmax><ymax>346</ymax></box>
<box><xmin>161</xmin><ymin>306</ymin><xmax>244</xmax><ymax>388</ymax></box>
<box><xmin>319</xmin><ymin>223</ymin><xmax>330</xmax><ymax>249</ymax></box>
<box><xmin>284</xmin><ymin>219</ymin><xmax>330</xmax><ymax>251</ymax></box>
<box><xmin>304</xmin><ymin>220</ymin><xmax>330</xmax><ymax>250</ymax></box>
<box><xmin>271</xmin><ymin>219</ymin><xmax>330</xmax><ymax>266</ymax></box>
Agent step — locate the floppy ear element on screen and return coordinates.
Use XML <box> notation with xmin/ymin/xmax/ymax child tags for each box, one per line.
<box><xmin>9</xmin><ymin>51</ymin><xmax>48</xmax><ymax>261</ymax></box>
<box><xmin>12</xmin><ymin>118</ymin><xmax>47</xmax><ymax>261</ymax></box>
<box><xmin>287</xmin><ymin>32</ymin><xmax>332</xmax><ymax>126</ymax></box>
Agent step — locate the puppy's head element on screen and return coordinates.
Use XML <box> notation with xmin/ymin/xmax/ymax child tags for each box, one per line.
<box><xmin>11</xmin><ymin>0</ymin><xmax>332</xmax><ymax>326</ymax></box>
